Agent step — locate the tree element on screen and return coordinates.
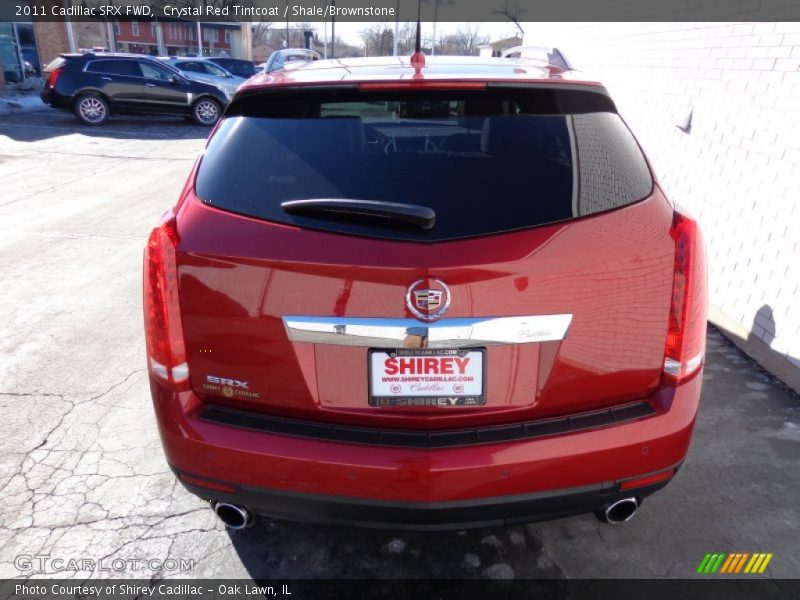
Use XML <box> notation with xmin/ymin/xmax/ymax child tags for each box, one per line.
<box><xmin>251</xmin><ymin>21</ymin><xmax>274</xmax><ymax>48</ymax></box>
<box><xmin>360</xmin><ymin>23</ymin><xmax>394</xmax><ymax>57</ymax></box>
<box><xmin>437</xmin><ymin>26</ymin><xmax>488</xmax><ymax>56</ymax></box>
<box><xmin>395</xmin><ymin>22</ymin><xmax>418</xmax><ymax>55</ymax></box>
<box><xmin>492</xmin><ymin>0</ymin><xmax>526</xmax><ymax>37</ymax></box>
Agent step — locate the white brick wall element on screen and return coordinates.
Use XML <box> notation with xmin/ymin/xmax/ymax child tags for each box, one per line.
<box><xmin>524</xmin><ymin>22</ymin><xmax>800</xmax><ymax>373</ymax></box>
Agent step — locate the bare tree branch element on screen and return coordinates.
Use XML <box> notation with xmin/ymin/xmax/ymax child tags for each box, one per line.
<box><xmin>492</xmin><ymin>0</ymin><xmax>526</xmax><ymax>36</ymax></box>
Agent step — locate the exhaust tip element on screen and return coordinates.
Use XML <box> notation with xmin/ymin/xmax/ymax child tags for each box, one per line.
<box><xmin>213</xmin><ymin>502</ymin><xmax>253</xmax><ymax>530</ymax></box>
<box><xmin>598</xmin><ymin>497</ymin><xmax>639</xmax><ymax>524</ymax></box>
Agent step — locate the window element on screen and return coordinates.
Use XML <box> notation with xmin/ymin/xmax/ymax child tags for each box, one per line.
<box><xmin>203</xmin><ymin>28</ymin><xmax>216</xmax><ymax>43</ymax></box>
<box><xmin>131</xmin><ymin>21</ymin><xmax>140</xmax><ymax>37</ymax></box>
<box><xmin>224</xmin><ymin>31</ymin><xmax>231</xmax><ymax>44</ymax></box>
<box><xmin>202</xmin><ymin>62</ymin><xmax>228</xmax><ymax>77</ymax></box>
<box><xmin>86</xmin><ymin>59</ymin><xmax>142</xmax><ymax>77</ymax></box>
<box><xmin>113</xmin><ymin>22</ymin><xmax>120</xmax><ymax>35</ymax></box>
<box><xmin>195</xmin><ymin>88</ymin><xmax>652</xmax><ymax>242</ymax></box>
<box><xmin>178</xmin><ymin>61</ymin><xmax>203</xmax><ymax>73</ymax></box>
<box><xmin>140</xmin><ymin>62</ymin><xmax>175</xmax><ymax>81</ymax></box>
<box><xmin>213</xmin><ymin>59</ymin><xmax>256</xmax><ymax>78</ymax></box>
<box><xmin>151</xmin><ymin>23</ymin><xmax>157</xmax><ymax>38</ymax></box>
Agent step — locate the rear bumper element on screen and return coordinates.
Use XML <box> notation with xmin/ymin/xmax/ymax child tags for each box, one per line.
<box><xmin>179</xmin><ymin>474</ymin><xmax>672</xmax><ymax>530</ymax></box>
<box><xmin>40</xmin><ymin>89</ymin><xmax>71</xmax><ymax>108</ymax></box>
<box><xmin>152</xmin><ymin>371</ymin><xmax>702</xmax><ymax>528</ymax></box>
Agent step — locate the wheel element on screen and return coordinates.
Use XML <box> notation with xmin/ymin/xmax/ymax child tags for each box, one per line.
<box><xmin>192</xmin><ymin>98</ymin><xmax>221</xmax><ymax>126</ymax></box>
<box><xmin>73</xmin><ymin>94</ymin><xmax>109</xmax><ymax>126</ymax></box>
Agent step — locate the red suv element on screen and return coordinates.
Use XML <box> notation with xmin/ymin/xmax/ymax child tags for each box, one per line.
<box><xmin>144</xmin><ymin>55</ymin><xmax>706</xmax><ymax>530</ymax></box>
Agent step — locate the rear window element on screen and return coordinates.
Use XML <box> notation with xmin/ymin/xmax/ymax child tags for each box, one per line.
<box><xmin>214</xmin><ymin>59</ymin><xmax>255</xmax><ymax>78</ymax></box>
<box><xmin>45</xmin><ymin>57</ymin><xmax>68</xmax><ymax>71</ymax></box>
<box><xmin>195</xmin><ymin>88</ymin><xmax>653</xmax><ymax>242</ymax></box>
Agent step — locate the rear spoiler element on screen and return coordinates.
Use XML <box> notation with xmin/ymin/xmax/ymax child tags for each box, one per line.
<box><xmin>228</xmin><ymin>81</ymin><xmax>616</xmax><ymax>118</ymax></box>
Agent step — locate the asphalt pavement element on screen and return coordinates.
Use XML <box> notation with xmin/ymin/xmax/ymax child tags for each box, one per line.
<box><xmin>1</xmin><ymin>109</ymin><xmax>798</xmax><ymax>580</ymax></box>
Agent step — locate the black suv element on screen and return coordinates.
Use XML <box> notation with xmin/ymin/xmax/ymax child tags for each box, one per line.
<box><xmin>41</xmin><ymin>53</ymin><xmax>231</xmax><ymax>126</ymax></box>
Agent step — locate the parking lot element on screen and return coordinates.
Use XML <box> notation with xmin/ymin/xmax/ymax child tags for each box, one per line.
<box><xmin>1</xmin><ymin>109</ymin><xmax>799</xmax><ymax>580</ymax></box>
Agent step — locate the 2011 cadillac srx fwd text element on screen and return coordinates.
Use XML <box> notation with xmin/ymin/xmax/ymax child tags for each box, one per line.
<box><xmin>143</xmin><ymin>53</ymin><xmax>707</xmax><ymax>530</ymax></box>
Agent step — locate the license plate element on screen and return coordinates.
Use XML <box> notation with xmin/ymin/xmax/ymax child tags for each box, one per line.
<box><xmin>368</xmin><ymin>348</ymin><xmax>486</xmax><ymax>407</ymax></box>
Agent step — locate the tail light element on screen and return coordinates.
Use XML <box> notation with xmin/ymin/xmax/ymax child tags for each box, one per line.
<box><xmin>143</xmin><ymin>217</ymin><xmax>188</xmax><ymax>386</ymax></box>
<box><xmin>663</xmin><ymin>212</ymin><xmax>707</xmax><ymax>384</ymax></box>
<box><xmin>47</xmin><ymin>68</ymin><xmax>62</xmax><ymax>88</ymax></box>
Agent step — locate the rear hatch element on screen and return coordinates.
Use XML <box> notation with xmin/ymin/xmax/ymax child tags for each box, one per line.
<box><xmin>176</xmin><ymin>84</ymin><xmax>675</xmax><ymax>429</ymax></box>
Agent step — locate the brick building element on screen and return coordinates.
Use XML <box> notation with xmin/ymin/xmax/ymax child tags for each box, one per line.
<box><xmin>32</xmin><ymin>21</ymin><xmax>74</xmax><ymax>70</ymax></box>
<box><xmin>113</xmin><ymin>20</ymin><xmax>244</xmax><ymax>58</ymax></box>
<box><xmin>477</xmin><ymin>35</ymin><xmax>522</xmax><ymax>58</ymax></box>
<box><xmin>524</xmin><ymin>22</ymin><xmax>800</xmax><ymax>391</ymax></box>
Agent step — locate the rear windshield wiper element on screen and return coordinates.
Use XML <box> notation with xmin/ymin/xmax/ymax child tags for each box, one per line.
<box><xmin>281</xmin><ymin>198</ymin><xmax>436</xmax><ymax>230</ymax></box>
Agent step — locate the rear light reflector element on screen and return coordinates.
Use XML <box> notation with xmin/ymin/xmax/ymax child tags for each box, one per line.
<box><xmin>47</xmin><ymin>68</ymin><xmax>62</xmax><ymax>88</ymax></box>
<box><xmin>620</xmin><ymin>468</ymin><xmax>676</xmax><ymax>490</ymax></box>
<box><xmin>663</xmin><ymin>212</ymin><xmax>707</xmax><ymax>385</ymax></box>
<box><xmin>143</xmin><ymin>217</ymin><xmax>189</xmax><ymax>386</ymax></box>
<box><xmin>178</xmin><ymin>472</ymin><xmax>237</xmax><ymax>494</ymax></box>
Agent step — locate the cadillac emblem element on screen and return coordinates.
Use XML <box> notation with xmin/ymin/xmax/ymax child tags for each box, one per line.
<box><xmin>406</xmin><ymin>278</ymin><xmax>451</xmax><ymax>321</ymax></box>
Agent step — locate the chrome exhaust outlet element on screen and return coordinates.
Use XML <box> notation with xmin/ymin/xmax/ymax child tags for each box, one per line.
<box><xmin>596</xmin><ymin>497</ymin><xmax>639</xmax><ymax>524</ymax></box>
<box><xmin>213</xmin><ymin>502</ymin><xmax>253</xmax><ymax>530</ymax></box>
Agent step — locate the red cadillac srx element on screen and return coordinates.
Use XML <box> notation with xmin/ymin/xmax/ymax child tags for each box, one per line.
<box><xmin>144</xmin><ymin>55</ymin><xmax>707</xmax><ymax>530</ymax></box>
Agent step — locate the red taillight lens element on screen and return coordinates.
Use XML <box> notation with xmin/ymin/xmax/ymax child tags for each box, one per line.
<box><xmin>178</xmin><ymin>472</ymin><xmax>237</xmax><ymax>494</ymax></box>
<box><xmin>143</xmin><ymin>218</ymin><xmax>188</xmax><ymax>386</ymax></box>
<box><xmin>620</xmin><ymin>468</ymin><xmax>676</xmax><ymax>490</ymax></box>
<box><xmin>47</xmin><ymin>68</ymin><xmax>62</xmax><ymax>88</ymax></box>
<box><xmin>663</xmin><ymin>212</ymin><xmax>707</xmax><ymax>384</ymax></box>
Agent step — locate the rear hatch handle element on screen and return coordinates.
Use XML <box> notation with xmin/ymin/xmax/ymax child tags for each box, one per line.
<box><xmin>281</xmin><ymin>198</ymin><xmax>436</xmax><ymax>230</ymax></box>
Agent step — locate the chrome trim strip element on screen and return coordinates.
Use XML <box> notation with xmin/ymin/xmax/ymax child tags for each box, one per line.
<box><xmin>282</xmin><ymin>315</ymin><xmax>572</xmax><ymax>348</ymax></box>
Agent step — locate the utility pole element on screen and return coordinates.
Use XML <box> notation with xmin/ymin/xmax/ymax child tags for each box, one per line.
<box><xmin>62</xmin><ymin>0</ymin><xmax>76</xmax><ymax>52</ymax></box>
<box><xmin>195</xmin><ymin>0</ymin><xmax>202</xmax><ymax>55</ymax></box>
<box><xmin>106</xmin><ymin>21</ymin><xmax>116</xmax><ymax>52</ymax></box>
<box><xmin>285</xmin><ymin>0</ymin><xmax>290</xmax><ymax>47</ymax></box>
<box><xmin>431</xmin><ymin>0</ymin><xmax>438</xmax><ymax>56</ymax></box>
<box><xmin>393</xmin><ymin>0</ymin><xmax>399</xmax><ymax>56</ymax></box>
<box><xmin>330</xmin><ymin>0</ymin><xmax>336</xmax><ymax>58</ymax></box>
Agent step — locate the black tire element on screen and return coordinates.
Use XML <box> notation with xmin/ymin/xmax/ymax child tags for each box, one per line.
<box><xmin>73</xmin><ymin>94</ymin><xmax>109</xmax><ymax>126</ymax></box>
<box><xmin>192</xmin><ymin>97</ymin><xmax>221</xmax><ymax>126</ymax></box>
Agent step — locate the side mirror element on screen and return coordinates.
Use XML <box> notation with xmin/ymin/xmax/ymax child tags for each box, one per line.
<box><xmin>171</xmin><ymin>74</ymin><xmax>183</xmax><ymax>84</ymax></box>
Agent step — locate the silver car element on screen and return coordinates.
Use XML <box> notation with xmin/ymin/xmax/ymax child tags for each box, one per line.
<box><xmin>163</xmin><ymin>58</ymin><xmax>245</xmax><ymax>94</ymax></box>
<box><xmin>263</xmin><ymin>48</ymin><xmax>322</xmax><ymax>73</ymax></box>
<box><xmin>501</xmin><ymin>46</ymin><xmax>572</xmax><ymax>70</ymax></box>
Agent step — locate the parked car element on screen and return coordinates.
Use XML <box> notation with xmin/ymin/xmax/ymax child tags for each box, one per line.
<box><xmin>262</xmin><ymin>48</ymin><xmax>322</xmax><ymax>73</ymax></box>
<box><xmin>208</xmin><ymin>57</ymin><xmax>257</xmax><ymax>79</ymax></box>
<box><xmin>161</xmin><ymin>57</ymin><xmax>245</xmax><ymax>94</ymax></box>
<box><xmin>502</xmin><ymin>45</ymin><xmax>572</xmax><ymax>70</ymax></box>
<box><xmin>144</xmin><ymin>54</ymin><xmax>707</xmax><ymax>530</ymax></box>
<box><xmin>41</xmin><ymin>53</ymin><xmax>230</xmax><ymax>126</ymax></box>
